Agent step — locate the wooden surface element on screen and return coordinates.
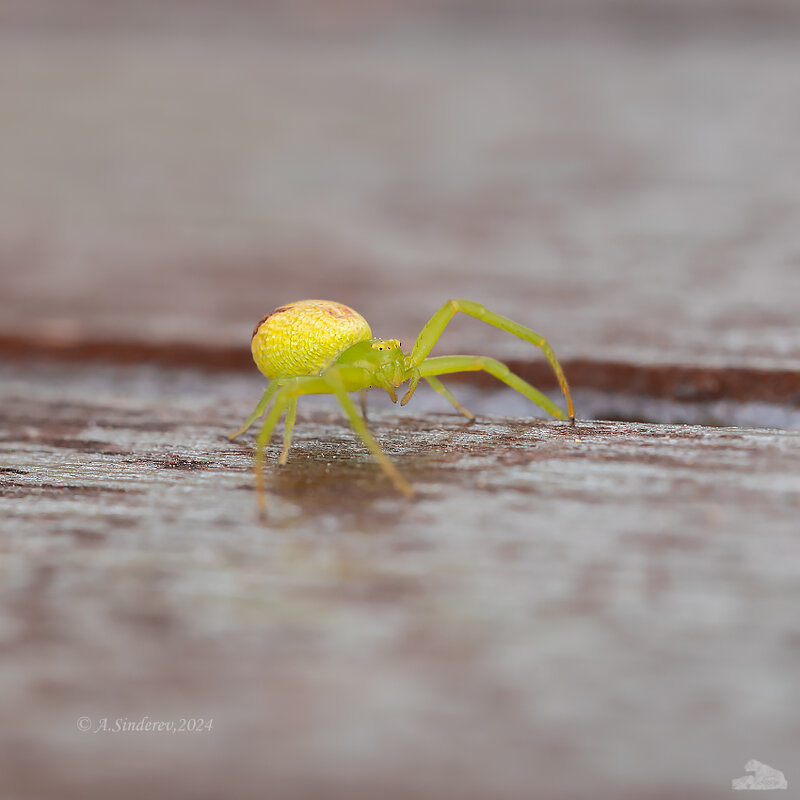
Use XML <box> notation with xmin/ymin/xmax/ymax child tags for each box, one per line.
<box><xmin>1</xmin><ymin>362</ymin><xmax>799</xmax><ymax>799</ymax></box>
<box><xmin>2</xmin><ymin>3</ymin><xmax>800</xmax><ymax>799</ymax></box>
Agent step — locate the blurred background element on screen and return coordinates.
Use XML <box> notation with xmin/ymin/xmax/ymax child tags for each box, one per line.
<box><xmin>1</xmin><ymin>0</ymin><xmax>799</xmax><ymax>371</ymax></box>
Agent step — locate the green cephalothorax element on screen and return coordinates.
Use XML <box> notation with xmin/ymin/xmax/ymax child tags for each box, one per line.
<box><xmin>333</xmin><ymin>338</ymin><xmax>409</xmax><ymax>400</ymax></box>
<box><xmin>339</xmin><ymin>338</ymin><xmax>404</xmax><ymax>375</ymax></box>
<box><xmin>230</xmin><ymin>298</ymin><xmax>575</xmax><ymax>514</ymax></box>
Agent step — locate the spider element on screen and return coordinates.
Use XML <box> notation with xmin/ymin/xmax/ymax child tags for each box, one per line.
<box><xmin>230</xmin><ymin>299</ymin><xmax>574</xmax><ymax>511</ymax></box>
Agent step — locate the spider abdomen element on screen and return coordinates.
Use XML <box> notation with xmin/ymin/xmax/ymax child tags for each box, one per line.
<box><xmin>251</xmin><ymin>299</ymin><xmax>372</xmax><ymax>379</ymax></box>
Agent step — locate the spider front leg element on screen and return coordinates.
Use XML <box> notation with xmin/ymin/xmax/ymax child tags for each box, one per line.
<box><xmin>410</xmin><ymin>299</ymin><xmax>574</xmax><ymax>422</ymax></box>
<box><xmin>323</xmin><ymin>368</ymin><xmax>414</xmax><ymax>498</ymax></box>
<box><xmin>424</xmin><ymin>375</ymin><xmax>475</xmax><ymax>422</ymax></box>
<box><xmin>418</xmin><ymin>356</ymin><xmax>567</xmax><ymax>420</ymax></box>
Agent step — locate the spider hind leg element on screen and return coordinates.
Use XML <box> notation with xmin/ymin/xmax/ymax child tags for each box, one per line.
<box><xmin>253</xmin><ymin>387</ymin><xmax>293</xmax><ymax>515</ymax></box>
<box><xmin>278</xmin><ymin>397</ymin><xmax>298</xmax><ymax>466</ymax></box>
<box><xmin>229</xmin><ymin>380</ymin><xmax>279</xmax><ymax>441</ymax></box>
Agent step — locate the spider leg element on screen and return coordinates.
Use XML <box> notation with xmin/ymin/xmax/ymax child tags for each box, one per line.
<box><xmin>409</xmin><ymin>299</ymin><xmax>574</xmax><ymax>422</ymax></box>
<box><xmin>323</xmin><ymin>368</ymin><xmax>414</xmax><ymax>498</ymax></box>
<box><xmin>360</xmin><ymin>389</ymin><xmax>368</xmax><ymax>421</ymax></box>
<box><xmin>399</xmin><ymin>372</ymin><xmax>420</xmax><ymax>406</ymax></box>
<box><xmin>418</xmin><ymin>355</ymin><xmax>566</xmax><ymax>420</ymax></box>
<box><xmin>228</xmin><ymin>379</ymin><xmax>279</xmax><ymax>440</ymax></box>
<box><xmin>424</xmin><ymin>375</ymin><xmax>475</xmax><ymax>422</ymax></box>
<box><xmin>278</xmin><ymin>396</ymin><xmax>298</xmax><ymax>466</ymax></box>
<box><xmin>250</xmin><ymin>372</ymin><xmax>380</xmax><ymax>513</ymax></box>
<box><xmin>253</xmin><ymin>385</ymin><xmax>294</xmax><ymax>515</ymax></box>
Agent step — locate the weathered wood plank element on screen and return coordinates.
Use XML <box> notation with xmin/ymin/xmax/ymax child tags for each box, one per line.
<box><xmin>1</xmin><ymin>363</ymin><xmax>798</xmax><ymax>798</ymax></box>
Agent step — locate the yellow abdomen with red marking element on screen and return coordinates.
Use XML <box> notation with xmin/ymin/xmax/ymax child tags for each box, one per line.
<box><xmin>251</xmin><ymin>300</ymin><xmax>372</xmax><ymax>379</ymax></box>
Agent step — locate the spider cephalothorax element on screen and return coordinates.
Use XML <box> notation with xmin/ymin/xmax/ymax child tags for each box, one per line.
<box><xmin>231</xmin><ymin>299</ymin><xmax>574</xmax><ymax>512</ymax></box>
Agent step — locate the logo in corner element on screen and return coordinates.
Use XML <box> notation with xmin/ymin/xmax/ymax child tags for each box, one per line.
<box><xmin>732</xmin><ymin>760</ymin><xmax>787</xmax><ymax>791</ymax></box>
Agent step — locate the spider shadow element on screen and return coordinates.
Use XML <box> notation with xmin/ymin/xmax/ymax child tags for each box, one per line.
<box><xmin>254</xmin><ymin>446</ymin><xmax>421</xmax><ymax>521</ymax></box>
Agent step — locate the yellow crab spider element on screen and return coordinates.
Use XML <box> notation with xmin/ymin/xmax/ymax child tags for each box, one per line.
<box><xmin>229</xmin><ymin>299</ymin><xmax>574</xmax><ymax>512</ymax></box>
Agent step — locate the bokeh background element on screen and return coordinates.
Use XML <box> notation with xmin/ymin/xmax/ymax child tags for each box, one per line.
<box><xmin>2</xmin><ymin>0</ymin><xmax>799</xmax><ymax>370</ymax></box>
